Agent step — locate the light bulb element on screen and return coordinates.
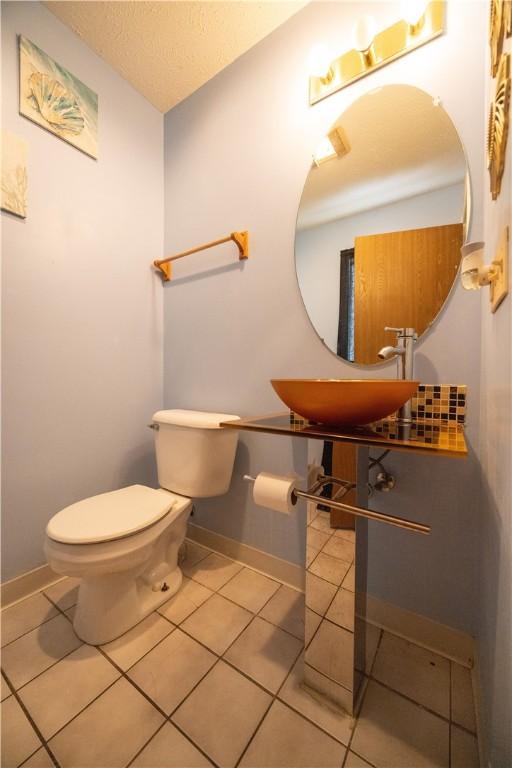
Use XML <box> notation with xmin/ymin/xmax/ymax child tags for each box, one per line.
<box><xmin>401</xmin><ymin>0</ymin><xmax>428</xmax><ymax>29</ymax></box>
<box><xmin>308</xmin><ymin>43</ymin><xmax>333</xmax><ymax>80</ymax></box>
<box><xmin>352</xmin><ymin>15</ymin><xmax>377</xmax><ymax>52</ymax></box>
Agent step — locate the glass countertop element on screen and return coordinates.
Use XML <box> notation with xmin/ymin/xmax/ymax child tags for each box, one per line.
<box><xmin>220</xmin><ymin>412</ymin><xmax>467</xmax><ymax>458</ymax></box>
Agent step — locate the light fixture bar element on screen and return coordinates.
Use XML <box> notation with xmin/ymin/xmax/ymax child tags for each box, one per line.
<box><xmin>309</xmin><ymin>1</ymin><xmax>445</xmax><ymax>106</ymax></box>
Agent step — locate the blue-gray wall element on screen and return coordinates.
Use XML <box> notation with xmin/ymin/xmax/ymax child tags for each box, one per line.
<box><xmin>1</xmin><ymin>1</ymin><xmax>164</xmax><ymax>581</ymax></box>
<box><xmin>163</xmin><ymin>0</ymin><xmax>486</xmax><ymax>636</ymax></box>
<box><xmin>3</xmin><ymin>2</ymin><xmax>510</xmax><ymax>762</ymax></box>
<box><xmin>477</xmin><ymin>20</ymin><xmax>512</xmax><ymax>766</ymax></box>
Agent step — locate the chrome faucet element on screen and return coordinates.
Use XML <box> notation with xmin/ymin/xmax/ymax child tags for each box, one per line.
<box><xmin>378</xmin><ymin>327</ymin><xmax>418</xmax><ymax>423</ymax></box>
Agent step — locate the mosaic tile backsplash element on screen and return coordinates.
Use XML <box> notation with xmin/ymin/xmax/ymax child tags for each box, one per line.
<box><xmin>410</xmin><ymin>384</ymin><xmax>467</xmax><ymax>424</ymax></box>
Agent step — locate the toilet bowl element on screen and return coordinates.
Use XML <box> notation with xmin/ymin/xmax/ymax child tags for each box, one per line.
<box><xmin>45</xmin><ymin>410</ymin><xmax>238</xmax><ymax>645</ymax></box>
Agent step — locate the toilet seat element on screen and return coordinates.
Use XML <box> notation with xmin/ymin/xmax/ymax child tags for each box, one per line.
<box><xmin>46</xmin><ymin>485</ymin><xmax>181</xmax><ymax>545</ymax></box>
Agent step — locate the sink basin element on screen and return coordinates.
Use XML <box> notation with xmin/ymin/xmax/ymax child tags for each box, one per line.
<box><xmin>270</xmin><ymin>379</ymin><xmax>420</xmax><ymax>426</ymax></box>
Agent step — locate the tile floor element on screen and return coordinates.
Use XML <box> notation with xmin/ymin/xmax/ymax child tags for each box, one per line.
<box><xmin>1</xmin><ymin>540</ymin><xmax>480</xmax><ymax>768</ymax></box>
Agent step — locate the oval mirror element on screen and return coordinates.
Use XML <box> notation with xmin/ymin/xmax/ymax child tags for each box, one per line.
<box><xmin>295</xmin><ymin>84</ymin><xmax>469</xmax><ymax>366</ymax></box>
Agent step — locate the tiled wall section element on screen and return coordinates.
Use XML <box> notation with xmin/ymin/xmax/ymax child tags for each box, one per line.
<box><xmin>372</xmin><ymin>420</ymin><xmax>467</xmax><ymax>452</ymax></box>
<box><xmin>411</xmin><ymin>385</ymin><xmax>467</xmax><ymax>424</ymax></box>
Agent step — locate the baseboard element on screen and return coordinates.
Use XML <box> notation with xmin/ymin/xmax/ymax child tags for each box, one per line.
<box><xmin>1</xmin><ymin>563</ymin><xmax>62</xmax><ymax>609</ymax></box>
<box><xmin>186</xmin><ymin>523</ymin><xmax>305</xmax><ymax>592</ymax></box>
<box><xmin>363</xmin><ymin>594</ymin><xmax>475</xmax><ymax>668</ymax></box>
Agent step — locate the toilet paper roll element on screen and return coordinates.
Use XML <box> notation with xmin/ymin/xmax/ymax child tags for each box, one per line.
<box><xmin>252</xmin><ymin>472</ymin><xmax>298</xmax><ymax>515</ymax></box>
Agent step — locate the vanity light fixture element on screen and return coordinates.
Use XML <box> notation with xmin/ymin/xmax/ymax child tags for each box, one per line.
<box><xmin>461</xmin><ymin>231</ymin><xmax>509</xmax><ymax>312</ymax></box>
<box><xmin>313</xmin><ymin>126</ymin><xmax>350</xmax><ymax>166</ymax></box>
<box><xmin>309</xmin><ymin>1</ymin><xmax>445</xmax><ymax>105</ymax></box>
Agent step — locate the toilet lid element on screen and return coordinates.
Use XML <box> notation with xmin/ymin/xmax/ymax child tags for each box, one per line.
<box><xmin>46</xmin><ymin>485</ymin><xmax>177</xmax><ymax>544</ymax></box>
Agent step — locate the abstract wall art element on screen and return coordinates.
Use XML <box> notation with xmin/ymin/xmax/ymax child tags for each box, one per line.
<box><xmin>1</xmin><ymin>130</ymin><xmax>28</xmax><ymax>218</ymax></box>
<box><xmin>19</xmin><ymin>35</ymin><xmax>98</xmax><ymax>159</ymax></box>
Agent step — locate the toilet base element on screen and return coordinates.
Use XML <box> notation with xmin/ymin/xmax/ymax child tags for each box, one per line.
<box><xmin>74</xmin><ymin>566</ymin><xmax>183</xmax><ymax>645</ymax></box>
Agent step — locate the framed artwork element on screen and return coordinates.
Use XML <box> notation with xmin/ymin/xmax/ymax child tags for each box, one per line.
<box><xmin>1</xmin><ymin>130</ymin><xmax>28</xmax><ymax>218</ymax></box>
<box><xmin>19</xmin><ymin>35</ymin><xmax>98</xmax><ymax>159</ymax></box>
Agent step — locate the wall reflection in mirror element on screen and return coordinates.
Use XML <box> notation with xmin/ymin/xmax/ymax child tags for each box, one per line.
<box><xmin>295</xmin><ymin>85</ymin><xmax>469</xmax><ymax>365</ymax></box>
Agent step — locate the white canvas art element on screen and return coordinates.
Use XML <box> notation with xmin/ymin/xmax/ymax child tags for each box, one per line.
<box><xmin>19</xmin><ymin>35</ymin><xmax>98</xmax><ymax>159</ymax></box>
<box><xmin>1</xmin><ymin>130</ymin><xmax>28</xmax><ymax>218</ymax></box>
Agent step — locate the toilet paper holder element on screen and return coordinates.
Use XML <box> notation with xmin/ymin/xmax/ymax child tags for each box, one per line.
<box><xmin>243</xmin><ymin>473</ymin><xmax>430</xmax><ymax>535</ymax></box>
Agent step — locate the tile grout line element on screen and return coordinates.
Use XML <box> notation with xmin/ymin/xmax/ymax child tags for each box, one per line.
<box><xmin>232</xmin><ymin>697</ymin><xmax>275</xmax><ymax>768</ymax></box>
<box><xmin>233</xmin><ymin>644</ymin><xmax>312</xmax><ymax>768</ymax></box>
<box><xmin>32</xmin><ymin>595</ymin><xmax>176</xmax><ymax>757</ymax></box>
<box><xmin>364</xmin><ymin>674</ymin><xmax>457</xmax><ymax>728</ymax></box>
<box><xmin>158</xmin><ymin>581</ymin><xmax>307</xmax><ymax>766</ymax></box>
<box><xmin>306</xmin><ymin>560</ymin><xmax>354</xmax><ymax>592</ymax></box>
<box><xmin>0</xmin><ymin>606</ymin><xmax>63</xmax><ymax>651</ymax></box>
<box><xmin>167</xmin><ymin>618</ymin><xmax>284</xmax><ymax>713</ymax></box>
<box><xmin>185</xmin><ymin>539</ymin><xmax>303</xmax><ymax>593</ymax></box>
<box><xmin>1</xmin><ymin>665</ymin><xmax>61</xmax><ymax>768</ymax></box>
<box><xmin>15</xmin><ymin>571</ymin><xmax>362</xmax><ymax>735</ymax></box>
<box><xmin>2</xmin><ymin>636</ymin><xmax>84</xmax><ymax>696</ymax></box>
<box><xmin>13</xmin><ymin>639</ymin><xmax>168</xmax><ymax>765</ymax></box>
<box><xmin>83</xmin><ymin>560</ymin><xmax>301</xmax><ymax>768</ymax></box>
<box><xmin>3</xmin><ymin>556</ymin><xmax>477</xmax><ymax>766</ymax></box>
<box><xmin>347</xmin><ymin>748</ymin><xmax>380</xmax><ymax>768</ymax></box>
<box><xmin>308</xmin><ymin>533</ymin><xmax>354</xmax><ymax>570</ymax></box>
<box><xmin>180</xmin><ymin>570</ymin><xmax>304</xmax><ymax>643</ymax></box>
<box><xmin>124</xmin><ymin>720</ymin><xmax>169</xmax><ymax>768</ymax></box>
<box><xmin>273</xmin><ymin>654</ymin><xmax>357</xmax><ymax>749</ymax></box>
<box><xmin>340</xmin><ymin>674</ymin><xmax>372</xmax><ymax>767</ymax></box>
<box><xmin>304</xmin><ymin>570</ymin><xmax>354</xmax><ymax>654</ymax></box>
<box><xmin>339</xmin><ymin>629</ymin><xmax>384</xmax><ymax>766</ymax></box>
<box><xmin>11</xmin><ymin>573</ymin><xmax>469</xmax><ymax>741</ymax></box>
<box><xmin>53</xmin><ymin>564</ymin><xmax>298</xmax><ymax>688</ymax></box>
<box><xmin>93</xmin><ymin>642</ymin><xmax>222</xmax><ymax>768</ymax></box>
<box><xmin>367</xmin><ymin>627</ymin><xmax>383</xmax><ymax>677</ymax></box>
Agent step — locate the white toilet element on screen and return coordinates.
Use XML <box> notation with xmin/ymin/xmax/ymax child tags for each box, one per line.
<box><xmin>45</xmin><ymin>409</ymin><xmax>238</xmax><ymax>645</ymax></box>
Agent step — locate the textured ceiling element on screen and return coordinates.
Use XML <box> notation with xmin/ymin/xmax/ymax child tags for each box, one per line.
<box><xmin>297</xmin><ymin>85</ymin><xmax>468</xmax><ymax>230</ymax></box>
<box><xmin>44</xmin><ymin>1</ymin><xmax>306</xmax><ymax>112</ymax></box>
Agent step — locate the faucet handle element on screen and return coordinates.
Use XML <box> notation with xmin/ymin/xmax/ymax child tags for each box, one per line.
<box><xmin>384</xmin><ymin>326</ymin><xmax>417</xmax><ymax>339</ymax></box>
<box><xmin>384</xmin><ymin>326</ymin><xmax>405</xmax><ymax>338</ymax></box>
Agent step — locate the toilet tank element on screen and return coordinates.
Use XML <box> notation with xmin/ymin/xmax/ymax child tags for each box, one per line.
<box><xmin>151</xmin><ymin>410</ymin><xmax>239</xmax><ymax>498</ymax></box>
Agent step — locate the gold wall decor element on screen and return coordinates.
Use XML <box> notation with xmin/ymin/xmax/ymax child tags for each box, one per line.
<box><xmin>309</xmin><ymin>2</ymin><xmax>445</xmax><ymax>105</ymax></box>
<box><xmin>490</xmin><ymin>226</ymin><xmax>509</xmax><ymax>312</ymax></box>
<box><xmin>490</xmin><ymin>0</ymin><xmax>509</xmax><ymax>76</ymax></box>
<box><xmin>488</xmin><ymin>53</ymin><xmax>510</xmax><ymax>200</ymax></box>
<box><xmin>505</xmin><ymin>0</ymin><xmax>512</xmax><ymax>37</ymax></box>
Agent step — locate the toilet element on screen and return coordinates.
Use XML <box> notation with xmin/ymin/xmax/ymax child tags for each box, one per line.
<box><xmin>45</xmin><ymin>409</ymin><xmax>238</xmax><ymax>645</ymax></box>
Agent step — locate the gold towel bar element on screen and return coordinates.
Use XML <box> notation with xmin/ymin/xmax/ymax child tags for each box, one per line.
<box><xmin>153</xmin><ymin>231</ymin><xmax>249</xmax><ymax>281</ymax></box>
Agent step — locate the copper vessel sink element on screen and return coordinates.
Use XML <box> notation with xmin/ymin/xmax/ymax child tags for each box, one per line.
<box><xmin>270</xmin><ymin>379</ymin><xmax>420</xmax><ymax>426</ymax></box>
